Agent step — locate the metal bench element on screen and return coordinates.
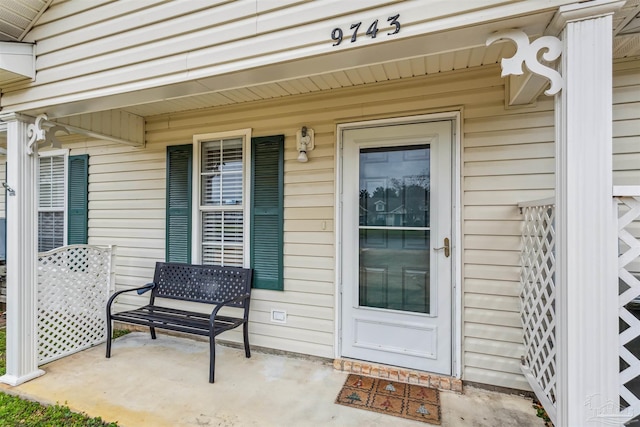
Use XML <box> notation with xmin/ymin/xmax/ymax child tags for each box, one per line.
<box><xmin>106</xmin><ymin>262</ymin><xmax>253</xmax><ymax>383</ymax></box>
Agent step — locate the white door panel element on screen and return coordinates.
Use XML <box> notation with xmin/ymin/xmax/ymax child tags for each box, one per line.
<box><xmin>340</xmin><ymin>120</ymin><xmax>452</xmax><ymax>375</ymax></box>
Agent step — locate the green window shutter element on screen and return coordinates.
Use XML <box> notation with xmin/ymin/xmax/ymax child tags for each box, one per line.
<box><xmin>166</xmin><ymin>144</ymin><xmax>192</xmax><ymax>263</ymax></box>
<box><xmin>251</xmin><ymin>135</ymin><xmax>284</xmax><ymax>290</ymax></box>
<box><xmin>67</xmin><ymin>154</ymin><xmax>89</xmax><ymax>244</ymax></box>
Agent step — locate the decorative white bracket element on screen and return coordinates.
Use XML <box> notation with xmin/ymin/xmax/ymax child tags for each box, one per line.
<box><xmin>27</xmin><ymin>114</ymin><xmax>69</xmax><ymax>156</ymax></box>
<box><xmin>486</xmin><ymin>29</ymin><xmax>563</xmax><ymax>96</ymax></box>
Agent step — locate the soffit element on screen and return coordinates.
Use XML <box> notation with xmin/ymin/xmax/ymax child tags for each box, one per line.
<box><xmin>121</xmin><ymin>43</ymin><xmax>518</xmax><ymax>117</ymax></box>
<box><xmin>0</xmin><ymin>0</ymin><xmax>51</xmax><ymax>42</ymax></box>
<box><xmin>614</xmin><ymin>0</ymin><xmax>640</xmax><ymax>56</ymax></box>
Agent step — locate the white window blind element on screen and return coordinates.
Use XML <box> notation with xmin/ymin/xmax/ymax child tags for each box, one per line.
<box><xmin>38</xmin><ymin>155</ymin><xmax>65</xmax><ymax>252</ymax></box>
<box><xmin>199</xmin><ymin>138</ymin><xmax>244</xmax><ymax>266</ymax></box>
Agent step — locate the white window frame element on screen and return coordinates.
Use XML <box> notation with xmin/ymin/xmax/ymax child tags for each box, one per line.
<box><xmin>192</xmin><ymin>129</ymin><xmax>252</xmax><ymax>267</ymax></box>
<box><xmin>37</xmin><ymin>149</ymin><xmax>69</xmax><ymax>251</ymax></box>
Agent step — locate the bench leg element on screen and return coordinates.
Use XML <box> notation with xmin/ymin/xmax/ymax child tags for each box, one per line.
<box><xmin>150</xmin><ymin>326</ymin><xmax>156</xmax><ymax>340</ymax></box>
<box><xmin>209</xmin><ymin>335</ymin><xmax>216</xmax><ymax>383</ymax></box>
<box><xmin>106</xmin><ymin>318</ymin><xmax>112</xmax><ymax>358</ymax></box>
<box><xmin>243</xmin><ymin>322</ymin><xmax>251</xmax><ymax>358</ymax></box>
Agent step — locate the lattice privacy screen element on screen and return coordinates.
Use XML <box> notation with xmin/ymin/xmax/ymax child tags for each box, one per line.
<box><xmin>520</xmin><ymin>203</ymin><xmax>557</xmax><ymax>425</ymax></box>
<box><xmin>37</xmin><ymin>245</ymin><xmax>114</xmax><ymax>365</ymax></box>
<box><xmin>618</xmin><ymin>195</ymin><xmax>640</xmax><ymax>414</ymax></box>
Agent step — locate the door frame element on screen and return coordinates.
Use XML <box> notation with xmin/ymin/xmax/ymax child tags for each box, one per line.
<box><xmin>335</xmin><ymin>111</ymin><xmax>462</xmax><ymax>378</ymax></box>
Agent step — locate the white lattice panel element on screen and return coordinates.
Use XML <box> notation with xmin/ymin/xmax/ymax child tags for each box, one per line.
<box><xmin>37</xmin><ymin>245</ymin><xmax>115</xmax><ymax>365</ymax></box>
<box><xmin>520</xmin><ymin>202</ymin><xmax>557</xmax><ymax>425</ymax></box>
<box><xmin>617</xmin><ymin>194</ymin><xmax>640</xmax><ymax>412</ymax></box>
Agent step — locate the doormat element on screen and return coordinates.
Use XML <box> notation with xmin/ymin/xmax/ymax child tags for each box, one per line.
<box><xmin>335</xmin><ymin>374</ymin><xmax>441</xmax><ymax>425</ymax></box>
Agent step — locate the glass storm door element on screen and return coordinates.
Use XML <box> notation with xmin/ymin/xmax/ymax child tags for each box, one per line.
<box><xmin>340</xmin><ymin>121</ymin><xmax>452</xmax><ymax>374</ymax></box>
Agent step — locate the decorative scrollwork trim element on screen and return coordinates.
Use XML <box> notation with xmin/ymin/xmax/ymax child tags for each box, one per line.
<box><xmin>486</xmin><ymin>29</ymin><xmax>563</xmax><ymax>96</ymax></box>
<box><xmin>26</xmin><ymin>114</ymin><xmax>68</xmax><ymax>156</ymax></box>
<box><xmin>27</xmin><ymin>114</ymin><xmax>47</xmax><ymax>156</ymax></box>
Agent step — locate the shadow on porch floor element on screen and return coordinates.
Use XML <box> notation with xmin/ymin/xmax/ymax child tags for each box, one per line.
<box><xmin>2</xmin><ymin>332</ymin><xmax>544</xmax><ymax>426</ymax></box>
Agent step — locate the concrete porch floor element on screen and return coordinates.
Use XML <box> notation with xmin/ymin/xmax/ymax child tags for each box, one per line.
<box><xmin>2</xmin><ymin>332</ymin><xmax>544</xmax><ymax>427</ymax></box>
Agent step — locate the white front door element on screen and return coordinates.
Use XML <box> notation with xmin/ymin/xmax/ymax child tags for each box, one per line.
<box><xmin>340</xmin><ymin>120</ymin><xmax>453</xmax><ymax>375</ymax></box>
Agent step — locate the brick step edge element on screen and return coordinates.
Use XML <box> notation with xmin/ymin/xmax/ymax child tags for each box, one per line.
<box><xmin>333</xmin><ymin>358</ymin><xmax>463</xmax><ymax>393</ymax></box>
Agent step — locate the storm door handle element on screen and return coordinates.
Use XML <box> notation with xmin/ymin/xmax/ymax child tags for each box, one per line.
<box><xmin>433</xmin><ymin>237</ymin><xmax>450</xmax><ymax>258</ymax></box>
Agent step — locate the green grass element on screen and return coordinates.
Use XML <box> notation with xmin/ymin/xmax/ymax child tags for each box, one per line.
<box><xmin>0</xmin><ymin>329</ymin><xmax>119</xmax><ymax>426</ymax></box>
<box><xmin>0</xmin><ymin>394</ymin><xmax>118</xmax><ymax>427</ymax></box>
<box><xmin>112</xmin><ymin>328</ymin><xmax>131</xmax><ymax>340</ymax></box>
<box><xmin>0</xmin><ymin>329</ymin><xmax>5</xmax><ymax>377</ymax></box>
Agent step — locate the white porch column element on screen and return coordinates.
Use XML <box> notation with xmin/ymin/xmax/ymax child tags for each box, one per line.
<box><xmin>0</xmin><ymin>113</ymin><xmax>44</xmax><ymax>386</ymax></box>
<box><xmin>553</xmin><ymin>1</ymin><xmax>623</xmax><ymax>425</ymax></box>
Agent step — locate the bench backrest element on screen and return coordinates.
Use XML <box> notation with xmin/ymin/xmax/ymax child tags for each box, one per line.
<box><xmin>150</xmin><ymin>262</ymin><xmax>252</xmax><ymax>307</ymax></box>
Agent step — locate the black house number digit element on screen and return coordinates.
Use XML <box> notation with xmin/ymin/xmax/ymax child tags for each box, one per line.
<box><xmin>331</xmin><ymin>14</ymin><xmax>400</xmax><ymax>47</ymax></box>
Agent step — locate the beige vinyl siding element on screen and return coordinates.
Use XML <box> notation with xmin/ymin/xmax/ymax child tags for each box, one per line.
<box><xmin>68</xmin><ymin>64</ymin><xmax>519</xmax><ymax>383</ymax></box>
<box><xmin>613</xmin><ymin>59</ymin><xmax>640</xmax><ymax>281</ymax></box>
<box><xmin>2</xmin><ymin>0</ymin><xmax>577</xmax><ymax>113</ymax></box>
<box><xmin>60</xmin><ymin>60</ymin><xmax>640</xmax><ymax>389</ymax></box>
<box><xmin>4</xmin><ymin>0</ymin><xmax>446</xmax><ymax>103</ymax></box>
<box><xmin>613</xmin><ymin>59</ymin><xmax>640</xmax><ymax>187</ymax></box>
<box><xmin>463</xmin><ymin>84</ymin><xmax>555</xmax><ymax>390</ymax></box>
<box><xmin>460</xmin><ymin>58</ymin><xmax>640</xmax><ymax>390</ymax></box>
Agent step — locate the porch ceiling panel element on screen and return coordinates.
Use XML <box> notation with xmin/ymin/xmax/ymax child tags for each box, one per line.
<box><xmin>120</xmin><ymin>43</ymin><xmax>517</xmax><ymax>118</ymax></box>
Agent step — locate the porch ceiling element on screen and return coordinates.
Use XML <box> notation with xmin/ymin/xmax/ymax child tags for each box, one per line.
<box><xmin>120</xmin><ymin>43</ymin><xmax>518</xmax><ymax>118</ymax></box>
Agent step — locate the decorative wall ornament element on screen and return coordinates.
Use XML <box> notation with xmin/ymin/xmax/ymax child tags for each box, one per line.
<box><xmin>486</xmin><ymin>29</ymin><xmax>563</xmax><ymax>96</ymax></box>
<box><xmin>27</xmin><ymin>113</ymin><xmax>69</xmax><ymax>155</ymax></box>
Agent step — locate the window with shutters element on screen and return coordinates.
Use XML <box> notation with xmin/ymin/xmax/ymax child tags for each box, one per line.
<box><xmin>37</xmin><ymin>151</ymin><xmax>89</xmax><ymax>252</ymax></box>
<box><xmin>167</xmin><ymin>131</ymin><xmax>283</xmax><ymax>290</ymax></box>
<box><xmin>38</xmin><ymin>151</ymin><xmax>67</xmax><ymax>252</ymax></box>
<box><xmin>193</xmin><ymin>129</ymin><xmax>251</xmax><ymax>267</ymax></box>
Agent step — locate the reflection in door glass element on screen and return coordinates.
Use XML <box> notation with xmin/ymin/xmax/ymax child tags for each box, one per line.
<box><xmin>358</xmin><ymin>145</ymin><xmax>431</xmax><ymax>314</ymax></box>
<box><xmin>359</xmin><ymin>145</ymin><xmax>430</xmax><ymax>227</ymax></box>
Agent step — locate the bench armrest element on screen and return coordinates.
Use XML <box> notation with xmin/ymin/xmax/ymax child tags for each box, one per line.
<box><xmin>209</xmin><ymin>293</ymin><xmax>251</xmax><ymax>324</ymax></box>
<box><xmin>136</xmin><ymin>283</ymin><xmax>156</xmax><ymax>295</ymax></box>
<box><xmin>106</xmin><ymin>283</ymin><xmax>156</xmax><ymax>315</ymax></box>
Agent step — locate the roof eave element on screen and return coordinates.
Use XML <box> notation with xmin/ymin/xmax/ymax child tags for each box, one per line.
<box><xmin>0</xmin><ymin>41</ymin><xmax>35</xmax><ymax>83</ymax></box>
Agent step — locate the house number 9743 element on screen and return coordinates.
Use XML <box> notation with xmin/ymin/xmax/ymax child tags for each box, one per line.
<box><xmin>331</xmin><ymin>14</ymin><xmax>400</xmax><ymax>46</ymax></box>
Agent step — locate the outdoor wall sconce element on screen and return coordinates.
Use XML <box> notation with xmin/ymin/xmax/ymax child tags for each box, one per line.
<box><xmin>296</xmin><ymin>126</ymin><xmax>314</xmax><ymax>163</ymax></box>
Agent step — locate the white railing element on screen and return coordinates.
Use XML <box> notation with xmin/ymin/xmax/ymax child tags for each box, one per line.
<box><xmin>519</xmin><ymin>197</ymin><xmax>557</xmax><ymax>425</ymax></box>
<box><xmin>616</xmin><ymin>186</ymin><xmax>640</xmax><ymax>415</ymax></box>
<box><xmin>37</xmin><ymin>245</ymin><xmax>115</xmax><ymax>365</ymax></box>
